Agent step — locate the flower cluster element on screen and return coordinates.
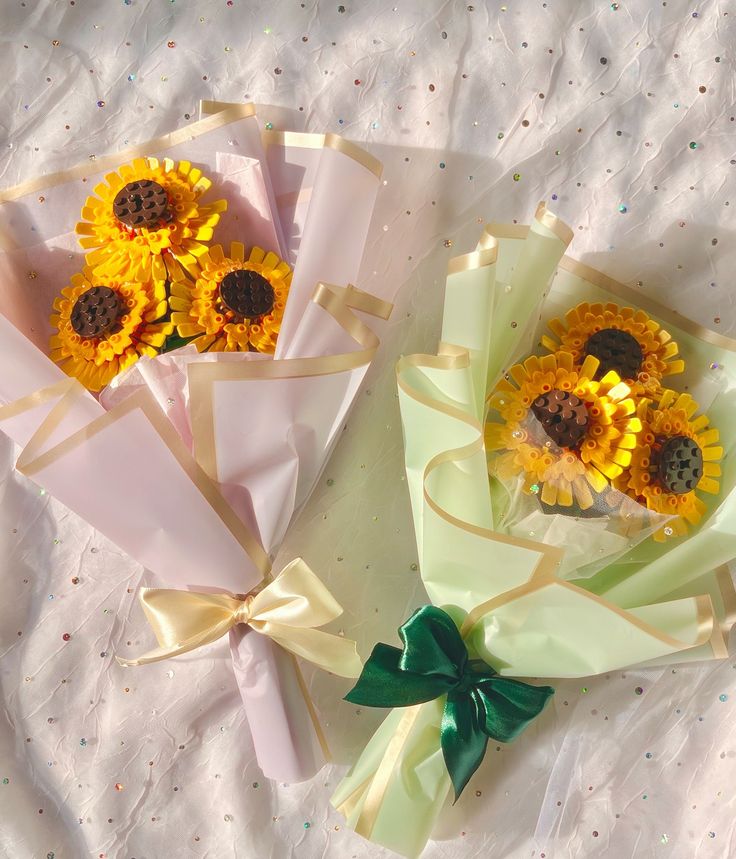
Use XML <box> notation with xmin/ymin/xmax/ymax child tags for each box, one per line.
<box><xmin>50</xmin><ymin>157</ymin><xmax>292</xmax><ymax>391</ymax></box>
<box><xmin>486</xmin><ymin>302</ymin><xmax>722</xmax><ymax>539</ymax></box>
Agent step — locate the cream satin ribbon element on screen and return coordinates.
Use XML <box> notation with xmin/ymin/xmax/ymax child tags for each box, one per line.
<box><xmin>117</xmin><ymin>558</ymin><xmax>362</xmax><ymax>677</ymax></box>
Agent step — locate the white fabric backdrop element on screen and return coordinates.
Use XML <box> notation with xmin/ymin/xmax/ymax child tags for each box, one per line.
<box><xmin>1</xmin><ymin>1</ymin><xmax>735</xmax><ymax>857</ymax></box>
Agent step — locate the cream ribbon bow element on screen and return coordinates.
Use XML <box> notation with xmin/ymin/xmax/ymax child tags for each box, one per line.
<box><xmin>117</xmin><ymin>558</ymin><xmax>362</xmax><ymax>678</ymax></box>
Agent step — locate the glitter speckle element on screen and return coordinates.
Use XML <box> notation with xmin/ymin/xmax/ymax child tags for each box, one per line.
<box><xmin>663</xmin><ymin>527</ymin><xmax>674</xmax><ymax>536</ymax></box>
<box><xmin>599</xmin><ymin>57</ymin><xmax>608</xmax><ymax>65</ymax></box>
<box><xmin>530</xmin><ymin>484</ymin><xmax>540</xmax><ymax>494</ymax></box>
<box><xmin>224</xmin><ymin>814</ymin><xmax>233</xmax><ymax>822</ymax></box>
<box><xmin>62</xmin><ymin>633</ymin><xmax>71</xmax><ymax>642</ymax></box>
<box><xmin>719</xmin><ymin>694</ymin><xmax>728</xmax><ymax>702</ymax></box>
<box><xmin>79</xmin><ymin>738</ymin><xmax>87</xmax><ymax>747</ymax></box>
<box><xmin>513</xmin><ymin>172</ymin><xmax>521</xmax><ymax>181</ymax></box>
<box><xmin>443</xmin><ymin>239</ymin><xmax>454</xmax><ymax>247</ymax></box>
<box><xmin>635</xmin><ymin>686</ymin><xmax>643</xmax><ymax>695</ymax></box>
<box><xmin>618</xmin><ymin>204</ymin><xmax>628</xmax><ymax>213</ymax></box>
<box><xmin>114</xmin><ymin>783</ymin><xmax>123</xmax><ymax>791</ymax></box>
<box><xmin>303</xmin><ymin>822</ymin><xmax>311</xmax><ymax>829</ymax></box>
<box><xmin>265</xmin><ymin>122</ymin><xmax>273</xmax><ymax>130</ymax></box>
<box><xmin>689</xmin><ymin>141</ymin><xmax>698</xmax><ymax>150</ymax></box>
<box><xmin>167</xmin><ymin>41</ymin><xmax>176</xmax><ymax>48</ymax></box>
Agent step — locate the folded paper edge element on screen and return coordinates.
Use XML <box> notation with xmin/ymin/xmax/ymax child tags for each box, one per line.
<box><xmin>483</xmin><ymin>217</ymin><xmax>736</xmax><ymax>353</ymax></box>
<box><xmin>199</xmin><ymin>99</ymin><xmax>383</xmax><ymax>179</ymax></box>
<box><xmin>0</xmin><ymin>103</ymin><xmax>258</xmax><ymax>203</ymax></box>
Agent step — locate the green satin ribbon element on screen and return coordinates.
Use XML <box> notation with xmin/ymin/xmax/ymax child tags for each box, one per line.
<box><xmin>345</xmin><ymin>605</ymin><xmax>554</xmax><ymax>801</ymax></box>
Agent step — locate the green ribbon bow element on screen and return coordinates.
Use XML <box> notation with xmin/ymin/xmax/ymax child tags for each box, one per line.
<box><xmin>345</xmin><ymin>605</ymin><xmax>554</xmax><ymax>801</ymax></box>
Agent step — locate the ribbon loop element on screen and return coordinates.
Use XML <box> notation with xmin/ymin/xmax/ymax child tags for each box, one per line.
<box><xmin>345</xmin><ymin>605</ymin><xmax>554</xmax><ymax>801</ymax></box>
<box><xmin>117</xmin><ymin>558</ymin><xmax>362</xmax><ymax>679</ymax></box>
<box><xmin>398</xmin><ymin>605</ymin><xmax>467</xmax><ymax>682</ymax></box>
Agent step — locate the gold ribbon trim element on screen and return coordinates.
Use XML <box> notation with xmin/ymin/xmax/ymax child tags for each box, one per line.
<box><xmin>199</xmin><ymin>100</ymin><xmax>384</xmax><ymax>179</ymax></box>
<box><xmin>0</xmin><ymin>103</ymin><xmax>258</xmax><ymax>204</ymax></box>
<box><xmin>117</xmin><ymin>557</ymin><xmax>362</xmax><ymax>676</ymax></box>
<box><xmin>355</xmin><ymin>705</ymin><xmax>424</xmax><ymax>840</ymax></box>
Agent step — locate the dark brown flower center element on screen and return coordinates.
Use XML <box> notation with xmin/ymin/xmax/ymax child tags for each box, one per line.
<box><xmin>530</xmin><ymin>388</ymin><xmax>589</xmax><ymax>449</ymax></box>
<box><xmin>655</xmin><ymin>435</ymin><xmax>703</xmax><ymax>494</ymax></box>
<box><xmin>113</xmin><ymin>180</ymin><xmax>172</xmax><ymax>228</ymax></box>
<box><xmin>219</xmin><ymin>270</ymin><xmax>275</xmax><ymax>318</ymax></box>
<box><xmin>583</xmin><ymin>327</ymin><xmax>643</xmax><ymax>379</ymax></box>
<box><xmin>70</xmin><ymin>286</ymin><xmax>124</xmax><ymax>338</ymax></box>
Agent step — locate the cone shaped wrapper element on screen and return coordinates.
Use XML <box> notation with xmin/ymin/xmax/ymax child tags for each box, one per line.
<box><xmin>333</xmin><ymin>207</ymin><xmax>736</xmax><ymax>856</ymax></box>
<box><xmin>0</xmin><ymin>104</ymin><xmax>392</xmax><ymax>782</ymax></box>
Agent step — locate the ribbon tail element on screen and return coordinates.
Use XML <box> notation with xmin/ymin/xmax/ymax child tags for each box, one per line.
<box><xmin>116</xmin><ymin>618</ymin><xmax>236</xmax><ymax>667</ymax></box>
<box><xmin>256</xmin><ymin>621</ymin><xmax>363</xmax><ymax>678</ymax></box>
<box><xmin>441</xmin><ymin>691</ymin><xmax>488</xmax><ymax>803</ymax></box>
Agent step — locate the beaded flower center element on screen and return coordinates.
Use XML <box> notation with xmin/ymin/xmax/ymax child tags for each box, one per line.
<box><xmin>584</xmin><ymin>327</ymin><xmax>643</xmax><ymax>379</ymax></box>
<box><xmin>530</xmin><ymin>389</ymin><xmax>590</xmax><ymax>449</ymax></box>
<box><xmin>113</xmin><ymin>180</ymin><xmax>173</xmax><ymax>229</ymax></box>
<box><xmin>219</xmin><ymin>269</ymin><xmax>275</xmax><ymax>318</ymax></box>
<box><xmin>654</xmin><ymin>435</ymin><xmax>704</xmax><ymax>494</ymax></box>
<box><xmin>70</xmin><ymin>286</ymin><xmax>124</xmax><ymax>338</ymax></box>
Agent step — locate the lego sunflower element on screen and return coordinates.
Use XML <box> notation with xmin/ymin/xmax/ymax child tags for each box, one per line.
<box><xmin>486</xmin><ymin>352</ymin><xmax>642</xmax><ymax>510</ymax></box>
<box><xmin>50</xmin><ymin>268</ymin><xmax>173</xmax><ymax>392</ymax></box>
<box><xmin>614</xmin><ymin>389</ymin><xmax>722</xmax><ymax>539</ymax></box>
<box><xmin>75</xmin><ymin>157</ymin><xmax>226</xmax><ymax>282</ymax></box>
<box><xmin>541</xmin><ymin>302</ymin><xmax>684</xmax><ymax>397</ymax></box>
<box><xmin>169</xmin><ymin>243</ymin><xmax>292</xmax><ymax>354</ymax></box>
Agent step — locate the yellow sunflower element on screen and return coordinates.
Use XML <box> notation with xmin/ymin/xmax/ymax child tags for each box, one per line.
<box><xmin>50</xmin><ymin>267</ymin><xmax>173</xmax><ymax>392</ymax></box>
<box><xmin>485</xmin><ymin>352</ymin><xmax>642</xmax><ymax>510</ymax></box>
<box><xmin>75</xmin><ymin>157</ymin><xmax>226</xmax><ymax>282</ymax></box>
<box><xmin>541</xmin><ymin>302</ymin><xmax>684</xmax><ymax>397</ymax></box>
<box><xmin>614</xmin><ymin>389</ymin><xmax>722</xmax><ymax>539</ymax></box>
<box><xmin>169</xmin><ymin>243</ymin><xmax>292</xmax><ymax>354</ymax></box>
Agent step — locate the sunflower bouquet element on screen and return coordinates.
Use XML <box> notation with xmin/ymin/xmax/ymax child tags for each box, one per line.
<box><xmin>332</xmin><ymin>205</ymin><xmax>736</xmax><ymax>858</ymax></box>
<box><xmin>0</xmin><ymin>103</ymin><xmax>395</xmax><ymax>783</ymax></box>
<box><xmin>47</xmin><ymin>152</ymin><xmax>297</xmax><ymax>391</ymax></box>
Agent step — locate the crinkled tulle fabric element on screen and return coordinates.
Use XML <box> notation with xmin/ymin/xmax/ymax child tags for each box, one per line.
<box><xmin>1</xmin><ymin>1</ymin><xmax>734</xmax><ymax>858</ymax></box>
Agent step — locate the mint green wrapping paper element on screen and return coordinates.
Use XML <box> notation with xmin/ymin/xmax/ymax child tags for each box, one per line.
<box><xmin>332</xmin><ymin>205</ymin><xmax>736</xmax><ymax>858</ymax></box>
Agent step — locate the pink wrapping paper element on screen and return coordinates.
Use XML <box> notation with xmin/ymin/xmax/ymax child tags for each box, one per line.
<box><xmin>0</xmin><ymin>104</ymin><xmax>393</xmax><ymax>782</ymax></box>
